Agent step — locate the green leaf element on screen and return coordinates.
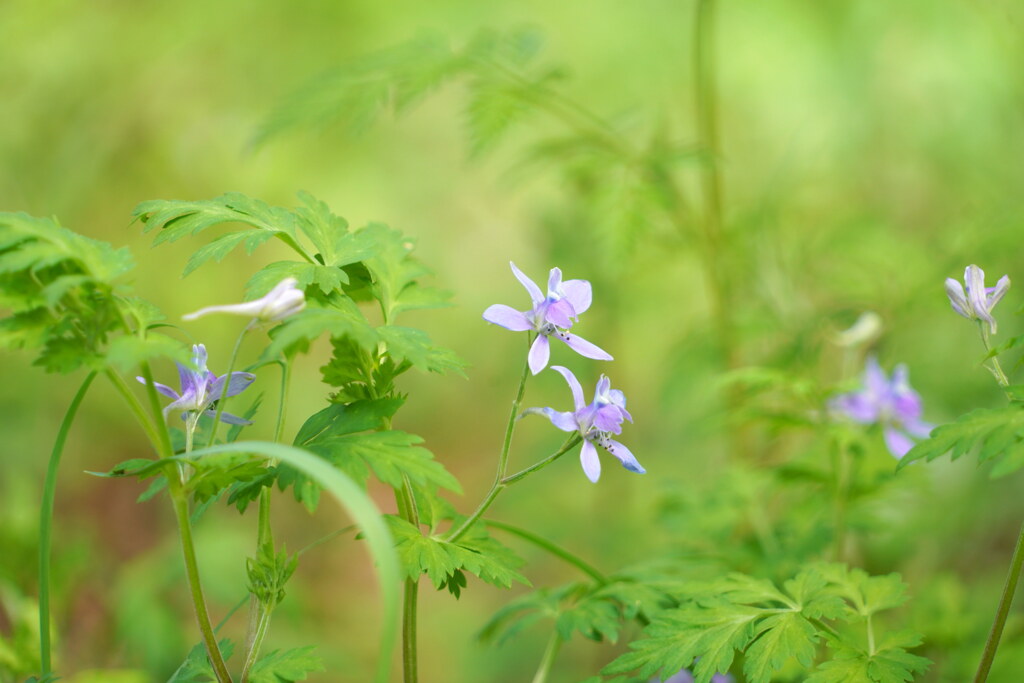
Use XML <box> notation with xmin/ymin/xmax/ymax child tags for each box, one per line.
<box><xmin>356</xmin><ymin>222</ymin><xmax>450</xmax><ymax>321</ymax></box>
<box><xmin>806</xmin><ymin>632</ymin><xmax>930</xmax><ymax>683</ymax></box>
<box><xmin>386</xmin><ymin>516</ymin><xmax>528</xmax><ymax>591</ymax></box>
<box><xmin>899</xmin><ymin>404</ymin><xmax>1024</xmax><ymax>477</ymax></box>
<box><xmin>378</xmin><ymin>326</ymin><xmax>466</xmax><ymax>376</ymax></box>
<box><xmin>133</xmin><ymin>193</ymin><xmax>297</xmax><ymax>246</ymax></box>
<box><xmin>167</xmin><ymin>639</ymin><xmax>235</xmax><ymax>683</ymax></box>
<box><xmin>104</xmin><ymin>333</ymin><xmax>188</xmax><ymax>372</ymax></box>
<box><xmin>314</xmin><ymin>431</ymin><xmax>461</xmax><ymax>494</ymax></box>
<box><xmin>182</xmin><ymin>229</ymin><xmax>278</xmax><ymax>277</ymax></box>
<box><xmin>246</xmin><ymin>261</ymin><xmax>349</xmax><ymax>298</ymax></box>
<box><xmin>263</xmin><ymin>304</ymin><xmax>377</xmax><ymax>360</ymax></box>
<box><xmin>743</xmin><ymin>612</ymin><xmax>818</xmax><ymax>682</ymax></box>
<box><xmin>248</xmin><ymin>647</ymin><xmax>324</xmax><ymax>683</ymax></box>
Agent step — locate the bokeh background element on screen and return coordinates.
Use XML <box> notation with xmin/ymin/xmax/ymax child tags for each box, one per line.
<box><xmin>3</xmin><ymin>0</ymin><xmax>1024</xmax><ymax>681</ymax></box>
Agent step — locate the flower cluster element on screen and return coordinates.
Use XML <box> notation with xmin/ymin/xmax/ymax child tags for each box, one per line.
<box><xmin>484</xmin><ymin>262</ymin><xmax>643</xmax><ymax>482</ymax></box>
<box><xmin>830</xmin><ymin>356</ymin><xmax>932</xmax><ymax>459</ymax></box>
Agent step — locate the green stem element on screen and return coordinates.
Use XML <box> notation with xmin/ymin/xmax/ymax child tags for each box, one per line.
<box><xmin>973</xmin><ymin>519</ymin><xmax>1024</xmax><ymax>683</ymax></box>
<box><xmin>207</xmin><ymin>327</ymin><xmax>249</xmax><ymax>449</ymax></box>
<box><xmin>530</xmin><ymin>631</ymin><xmax>563</xmax><ymax>683</ymax></box>
<box><xmin>105</xmin><ymin>369</ymin><xmax>161</xmax><ymax>448</ymax></box>
<box><xmin>38</xmin><ymin>371</ymin><xmax>97</xmax><ymax>675</ymax></box>
<box><xmin>866</xmin><ymin>614</ymin><xmax>876</xmax><ymax>656</ymax></box>
<box><xmin>832</xmin><ymin>437</ymin><xmax>850</xmax><ymax>563</ymax></box>
<box><xmin>170</xmin><ymin>484</ymin><xmax>234</xmax><ymax>683</ymax></box>
<box><xmin>446</xmin><ymin>436</ymin><xmax>579</xmax><ymax>544</ymax></box>
<box><xmin>978</xmin><ymin>323</ymin><xmax>1011</xmax><ymax>391</ymax></box>
<box><xmin>395</xmin><ymin>479</ymin><xmax>420</xmax><ymax>683</ymax></box>
<box><xmin>484</xmin><ymin>519</ymin><xmax>607</xmax><ymax>584</ymax></box>
<box><xmin>240</xmin><ymin>608</ymin><xmax>272</xmax><ymax>683</ymax></box>
<box><xmin>139</xmin><ymin>361</ymin><xmax>175</xmax><ymax>460</ymax></box>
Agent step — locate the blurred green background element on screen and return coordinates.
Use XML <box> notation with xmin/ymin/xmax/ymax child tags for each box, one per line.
<box><xmin>4</xmin><ymin>0</ymin><xmax>1024</xmax><ymax>681</ymax></box>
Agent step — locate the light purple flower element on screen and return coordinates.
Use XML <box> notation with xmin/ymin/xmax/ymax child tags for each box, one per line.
<box><xmin>530</xmin><ymin>365</ymin><xmax>643</xmax><ymax>482</ymax></box>
<box><xmin>483</xmin><ymin>262</ymin><xmax>612</xmax><ymax>374</ymax></box>
<box><xmin>946</xmin><ymin>265</ymin><xmax>1010</xmax><ymax>334</ymax></box>
<box><xmin>183</xmin><ymin>277</ymin><xmax>306</xmax><ymax>323</ymax></box>
<box><xmin>829</xmin><ymin>356</ymin><xmax>933</xmax><ymax>458</ymax></box>
<box><xmin>137</xmin><ymin>343</ymin><xmax>255</xmax><ymax>424</ymax></box>
<box><xmin>653</xmin><ymin>671</ymin><xmax>733</xmax><ymax>683</ymax></box>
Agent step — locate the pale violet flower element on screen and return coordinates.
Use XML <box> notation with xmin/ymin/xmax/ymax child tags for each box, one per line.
<box><xmin>530</xmin><ymin>366</ymin><xmax>643</xmax><ymax>482</ymax></box>
<box><xmin>483</xmin><ymin>262</ymin><xmax>612</xmax><ymax>375</ymax></box>
<box><xmin>829</xmin><ymin>356</ymin><xmax>932</xmax><ymax>459</ymax></box>
<box><xmin>945</xmin><ymin>265</ymin><xmax>1010</xmax><ymax>334</ymax></box>
<box><xmin>653</xmin><ymin>670</ymin><xmax>733</xmax><ymax>683</ymax></box>
<box><xmin>137</xmin><ymin>344</ymin><xmax>255</xmax><ymax>424</ymax></box>
<box><xmin>183</xmin><ymin>277</ymin><xmax>306</xmax><ymax>324</ymax></box>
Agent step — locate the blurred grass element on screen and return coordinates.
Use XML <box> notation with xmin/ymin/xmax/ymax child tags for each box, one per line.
<box><xmin>3</xmin><ymin>0</ymin><xmax>1024</xmax><ymax>681</ymax></box>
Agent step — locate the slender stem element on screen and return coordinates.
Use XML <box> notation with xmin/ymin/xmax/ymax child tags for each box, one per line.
<box><xmin>832</xmin><ymin>437</ymin><xmax>850</xmax><ymax>563</ymax></box>
<box><xmin>38</xmin><ymin>371</ymin><xmax>97</xmax><ymax>675</ymax></box>
<box><xmin>978</xmin><ymin>323</ymin><xmax>1011</xmax><ymax>391</ymax></box>
<box><xmin>170</xmin><ymin>484</ymin><xmax>234</xmax><ymax>683</ymax></box>
<box><xmin>394</xmin><ymin>479</ymin><xmax>420</xmax><ymax>683</ymax></box>
<box><xmin>484</xmin><ymin>519</ymin><xmax>607</xmax><ymax>584</ymax></box>
<box><xmin>530</xmin><ymin>631</ymin><xmax>563</xmax><ymax>683</ymax></box>
<box><xmin>973</xmin><ymin>519</ymin><xmax>1024</xmax><ymax>683</ymax></box>
<box><xmin>139</xmin><ymin>361</ymin><xmax>175</xmax><ymax>459</ymax></box>
<box><xmin>273</xmin><ymin>359</ymin><xmax>292</xmax><ymax>445</ymax></box>
<box><xmin>240</xmin><ymin>608</ymin><xmax>272</xmax><ymax>683</ymax></box>
<box><xmin>866</xmin><ymin>614</ymin><xmax>876</xmax><ymax>656</ymax></box>
<box><xmin>207</xmin><ymin>326</ymin><xmax>250</xmax><ymax>449</ymax></box>
<box><xmin>105</xmin><ymin>369</ymin><xmax>161</xmax><ymax>448</ymax></box>
<box><xmin>501</xmin><ymin>436</ymin><xmax>580</xmax><ymax>486</ymax></box>
<box><xmin>446</xmin><ymin>436</ymin><xmax>579</xmax><ymax>544</ymax></box>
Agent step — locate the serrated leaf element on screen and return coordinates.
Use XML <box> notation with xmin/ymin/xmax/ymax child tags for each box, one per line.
<box><xmin>378</xmin><ymin>325</ymin><xmax>466</xmax><ymax>376</ymax></box>
<box><xmin>167</xmin><ymin>639</ymin><xmax>235</xmax><ymax>683</ymax></box>
<box><xmin>133</xmin><ymin>193</ymin><xmax>297</xmax><ymax>246</ymax></box>
<box><xmin>743</xmin><ymin>612</ymin><xmax>818</xmax><ymax>681</ymax></box>
<box><xmin>314</xmin><ymin>430</ymin><xmax>461</xmax><ymax>493</ymax></box>
<box><xmin>899</xmin><ymin>405</ymin><xmax>1024</xmax><ymax>476</ymax></box>
<box><xmin>806</xmin><ymin>632</ymin><xmax>930</xmax><ymax>683</ymax></box>
<box><xmin>248</xmin><ymin>646</ymin><xmax>324</xmax><ymax>683</ymax></box>
<box><xmin>182</xmin><ymin>229</ymin><xmax>278</xmax><ymax>276</ymax></box>
<box><xmin>263</xmin><ymin>304</ymin><xmax>377</xmax><ymax>360</ymax></box>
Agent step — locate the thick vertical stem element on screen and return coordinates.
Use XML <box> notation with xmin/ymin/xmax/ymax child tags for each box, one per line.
<box><xmin>973</xmin><ymin>520</ymin><xmax>1024</xmax><ymax>683</ymax></box>
<box><xmin>38</xmin><ymin>371</ymin><xmax>97</xmax><ymax>675</ymax></box>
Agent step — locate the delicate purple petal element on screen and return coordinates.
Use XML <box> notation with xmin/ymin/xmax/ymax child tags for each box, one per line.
<box><xmin>209</xmin><ymin>372</ymin><xmax>256</xmax><ymax>400</ymax></box>
<box><xmin>902</xmin><ymin>417</ymin><xmax>934</xmax><ymax>439</ymax></box>
<box><xmin>830</xmin><ymin>393</ymin><xmax>879</xmax><ymax>424</ymax></box>
<box><xmin>609</xmin><ymin>389</ymin><xmax>633</xmax><ymax>422</ymax></box>
<box><xmin>136</xmin><ymin>376</ymin><xmax>180</xmax><ymax>400</ymax></box>
<box><xmin>988</xmin><ymin>274</ymin><xmax>1011</xmax><ymax>310</ymax></box>
<box><xmin>966</xmin><ymin>265</ymin><xmax>997</xmax><ymax>332</ymax></box>
<box><xmin>550</xmin><ymin>365</ymin><xmax>586</xmax><ymax>411</ymax></box>
<box><xmin>528</xmin><ymin>335</ymin><xmax>551</xmax><ymax>375</ymax></box>
<box><xmin>604</xmin><ymin>439</ymin><xmax>645</xmax><ymax>473</ymax></box>
<box><xmin>595</xmin><ymin>375</ymin><xmax>611</xmax><ymax>400</ymax></box>
<box><xmin>203</xmin><ymin>409</ymin><xmax>253</xmax><ymax>425</ymax></box>
<box><xmin>883</xmin><ymin>426</ymin><xmax>915</xmax><ymax>459</ymax></box>
<box><xmin>483</xmin><ymin>304</ymin><xmax>534</xmax><ymax>332</ymax></box>
<box><xmin>863</xmin><ymin>356</ymin><xmax>888</xmax><ymax>399</ymax></box>
<box><xmin>593</xmin><ymin>404</ymin><xmax>625</xmax><ymax>434</ymax></box>
<box><xmin>580</xmin><ymin>440</ymin><xmax>601</xmax><ymax>482</ymax></box>
<box><xmin>545</xmin><ymin>299</ymin><xmax>575</xmax><ymax>328</ymax></box>
<box><xmin>510</xmin><ymin>262</ymin><xmax>544</xmax><ymax>305</ymax></box>
<box><xmin>560</xmin><ymin>279</ymin><xmax>592</xmax><ymax>316</ymax></box>
<box><xmin>945</xmin><ymin>278</ymin><xmax>971</xmax><ymax>318</ymax></box>
<box><xmin>547</xmin><ymin>267</ymin><xmax>563</xmax><ymax>296</ymax></box>
<box><xmin>555</xmin><ymin>331</ymin><xmax>613</xmax><ymax>361</ymax></box>
<box><xmin>539</xmin><ymin>407</ymin><xmax>578</xmax><ymax>432</ymax></box>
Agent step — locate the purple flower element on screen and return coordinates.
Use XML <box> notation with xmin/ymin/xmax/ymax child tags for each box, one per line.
<box><xmin>946</xmin><ymin>264</ymin><xmax>1010</xmax><ymax>334</ymax></box>
<box><xmin>531</xmin><ymin>365</ymin><xmax>644</xmax><ymax>482</ymax></box>
<box><xmin>483</xmin><ymin>262</ymin><xmax>612</xmax><ymax>375</ymax></box>
<box><xmin>183</xmin><ymin>277</ymin><xmax>306</xmax><ymax>323</ymax></box>
<box><xmin>653</xmin><ymin>671</ymin><xmax>733</xmax><ymax>683</ymax></box>
<box><xmin>829</xmin><ymin>356</ymin><xmax>932</xmax><ymax>458</ymax></box>
<box><xmin>137</xmin><ymin>343</ymin><xmax>255</xmax><ymax>424</ymax></box>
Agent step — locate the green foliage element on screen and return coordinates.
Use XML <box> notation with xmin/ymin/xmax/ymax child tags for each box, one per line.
<box><xmin>601</xmin><ymin>564</ymin><xmax>927</xmax><ymax>683</ymax></box>
<box><xmin>900</xmin><ymin>403</ymin><xmax>1024</xmax><ymax>477</ymax></box>
<box><xmin>167</xmin><ymin>639</ymin><xmax>235</xmax><ymax>683</ymax></box>
<box><xmin>805</xmin><ymin>632</ymin><xmax>930</xmax><ymax>683</ymax></box>
<box><xmin>248</xmin><ymin>647</ymin><xmax>324</xmax><ymax>683</ymax></box>
<box><xmin>278</xmin><ymin>398</ymin><xmax>460</xmax><ymax>513</ymax></box>
<box><xmin>386</xmin><ymin>516</ymin><xmax>528</xmax><ymax>592</ymax></box>
<box><xmin>247</xmin><ymin>542</ymin><xmax>299</xmax><ymax>608</ymax></box>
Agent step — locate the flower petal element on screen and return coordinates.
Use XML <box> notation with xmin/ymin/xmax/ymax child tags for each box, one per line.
<box><xmin>550</xmin><ymin>365</ymin><xmax>586</xmax><ymax>411</ymax></box>
<box><xmin>547</xmin><ymin>267</ymin><xmax>563</xmax><ymax>296</ymax></box>
<box><xmin>593</xmin><ymin>405</ymin><xmax>624</xmax><ymax>433</ymax></box>
<box><xmin>829</xmin><ymin>393</ymin><xmax>879</xmax><ymax>424</ymax></box>
<box><xmin>945</xmin><ymin>278</ymin><xmax>971</xmax><ymax>318</ymax></box>
<box><xmin>883</xmin><ymin>426</ymin><xmax>915</xmax><ymax>459</ymax></box>
<box><xmin>203</xmin><ymin>409</ymin><xmax>253</xmax><ymax>425</ymax></box>
<box><xmin>580</xmin><ymin>440</ymin><xmax>601</xmax><ymax>483</ymax></box>
<box><xmin>608</xmin><ymin>389</ymin><xmax>633</xmax><ymax>422</ymax></box>
<box><xmin>863</xmin><ymin>356</ymin><xmax>888</xmax><ymax>399</ymax></box>
<box><xmin>555</xmin><ymin>331</ymin><xmax>613</xmax><ymax>361</ymax></box>
<box><xmin>528</xmin><ymin>335</ymin><xmax>551</xmax><ymax>375</ymax></box>
<box><xmin>902</xmin><ymin>417</ymin><xmax>934</xmax><ymax>439</ymax></box>
<box><xmin>510</xmin><ymin>262</ymin><xmax>544</xmax><ymax>305</ymax></box>
<box><xmin>545</xmin><ymin>299</ymin><xmax>575</xmax><ymax>328</ymax></box>
<box><xmin>208</xmin><ymin>372</ymin><xmax>256</xmax><ymax>400</ymax></box>
<box><xmin>183</xmin><ymin>300</ymin><xmax>265</xmax><ymax>321</ymax></box>
<box><xmin>483</xmin><ymin>304</ymin><xmax>534</xmax><ymax>332</ymax></box>
<box><xmin>604</xmin><ymin>439</ymin><xmax>645</xmax><ymax>474</ymax></box>
<box><xmin>539</xmin><ymin>407</ymin><xmax>578</xmax><ymax>432</ymax></box>
<box><xmin>559</xmin><ymin>279</ymin><xmax>592</xmax><ymax>316</ymax></box>
<box><xmin>966</xmin><ymin>265</ymin><xmax>997</xmax><ymax>332</ymax></box>
<box><xmin>987</xmin><ymin>274</ymin><xmax>1011</xmax><ymax>310</ymax></box>
<box><xmin>136</xmin><ymin>376</ymin><xmax>180</xmax><ymax>400</ymax></box>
